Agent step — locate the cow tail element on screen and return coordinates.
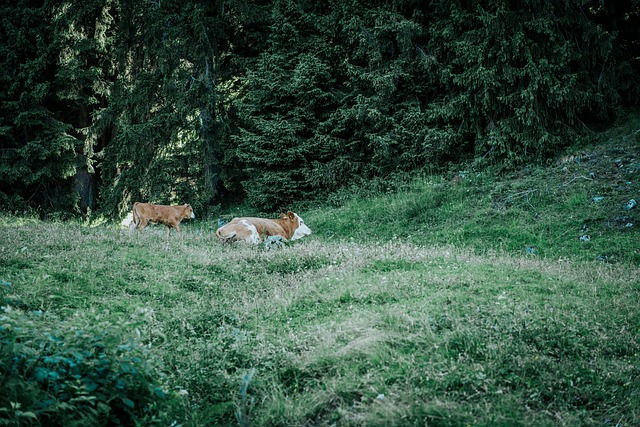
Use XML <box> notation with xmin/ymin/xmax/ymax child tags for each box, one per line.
<box><xmin>132</xmin><ymin>202</ymin><xmax>140</xmax><ymax>226</ymax></box>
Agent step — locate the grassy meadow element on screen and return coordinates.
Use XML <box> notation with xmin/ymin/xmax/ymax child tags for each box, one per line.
<box><xmin>1</xmin><ymin>118</ymin><xmax>640</xmax><ymax>426</ymax></box>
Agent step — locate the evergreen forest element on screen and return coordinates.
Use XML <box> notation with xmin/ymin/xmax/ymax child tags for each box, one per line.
<box><xmin>1</xmin><ymin>0</ymin><xmax>639</xmax><ymax>217</ymax></box>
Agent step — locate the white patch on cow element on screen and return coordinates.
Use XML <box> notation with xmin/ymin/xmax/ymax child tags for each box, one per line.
<box><xmin>121</xmin><ymin>212</ymin><xmax>134</xmax><ymax>229</ymax></box>
<box><xmin>240</xmin><ymin>220</ymin><xmax>261</xmax><ymax>244</ymax></box>
<box><xmin>290</xmin><ymin>214</ymin><xmax>312</xmax><ymax>240</ymax></box>
<box><xmin>190</xmin><ymin>211</ymin><xmax>196</xmax><ymax>219</ymax></box>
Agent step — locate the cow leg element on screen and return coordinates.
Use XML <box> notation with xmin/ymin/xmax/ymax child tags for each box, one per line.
<box><xmin>166</xmin><ymin>223</ymin><xmax>180</xmax><ymax>237</ymax></box>
<box><xmin>137</xmin><ymin>219</ymin><xmax>148</xmax><ymax>232</ymax></box>
<box><xmin>217</xmin><ymin>230</ymin><xmax>237</xmax><ymax>244</ymax></box>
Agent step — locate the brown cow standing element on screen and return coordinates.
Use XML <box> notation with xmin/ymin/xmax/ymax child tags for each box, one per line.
<box><xmin>131</xmin><ymin>202</ymin><xmax>195</xmax><ymax>236</ymax></box>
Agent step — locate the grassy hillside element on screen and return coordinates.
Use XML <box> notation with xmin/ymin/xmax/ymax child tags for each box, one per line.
<box><xmin>306</xmin><ymin>113</ymin><xmax>640</xmax><ymax>265</ymax></box>
<box><xmin>1</xmin><ymin>115</ymin><xmax>639</xmax><ymax>426</ymax></box>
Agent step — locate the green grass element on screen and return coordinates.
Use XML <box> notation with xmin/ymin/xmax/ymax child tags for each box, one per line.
<box><xmin>1</xmin><ymin>222</ymin><xmax>639</xmax><ymax>426</ymax></box>
<box><xmin>1</xmin><ymin>116</ymin><xmax>640</xmax><ymax>426</ymax></box>
<box><xmin>307</xmin><ymin>115</ymin><xmax>640</xmax><ymax>265</ymax></box>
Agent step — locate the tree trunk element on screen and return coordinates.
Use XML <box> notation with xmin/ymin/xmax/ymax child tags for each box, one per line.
<box><xmin>75</xmin><ymin>105</ymin><xmax>97</xmax><ymax>213</ymax></box>
<box><xmin>75</xmin><ymin>164</ymin><xmax>97</xmax><ymax>212</ymax></box>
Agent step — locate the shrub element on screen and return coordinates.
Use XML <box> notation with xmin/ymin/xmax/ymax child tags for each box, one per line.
<box><xmin>0</xmin><ymin>301</ymin><xmax>170</xmax><ymax>426</ymax></box>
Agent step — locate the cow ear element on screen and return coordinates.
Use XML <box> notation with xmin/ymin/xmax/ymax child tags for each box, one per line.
<box><xmin>287</xmin><ymin>211</ymin><xmax>295</xmax><ymax>220</ymax></box>
<box><xmin>280</xmin><ymin>213</ymin><xmax>287</xmax><ymax>219</ymax></box>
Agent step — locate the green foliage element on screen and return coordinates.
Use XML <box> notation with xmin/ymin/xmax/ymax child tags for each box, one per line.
<box><xmin>230</xmin><ymin>0</ymin><xmax>451</xmax><ymax>210</ymax></box>
<box><xmin>230</xmin><ymin>1</ymin><xmax>339</xmax><ymax>209</ymax></box>
<box><xmin>98</xmin><ymin>1</ymin><xmax>224</xmax><ymax>217</ymax></box>
<box><xmin>231</xmin><ymin>1</ymin><xmax>640</xmax><ymax>210</ymax></box>
<box><xmin>1</xmin><ymin>0</ymin><xmax>640</xmax><ymax>214</ymax></box>
<box><xmin>0</xmin><ymin>1</ymin><xmax>80</xmax><ymax>212</ymax></box>
<box><xmin>0</xmin><ymin>303</ymin><xmax>169</xmax><ymax>426</ymax></box>
<box><xmin>427</xmin><ymin>0</ymin><xmax>638</xmax><ymax>163</ymax></box>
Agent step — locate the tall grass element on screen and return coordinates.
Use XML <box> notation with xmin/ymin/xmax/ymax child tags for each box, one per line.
<box><xmin>1</xmin><ymin>215</ymin><xmax>638</xmax><ymax>426</ymax></box>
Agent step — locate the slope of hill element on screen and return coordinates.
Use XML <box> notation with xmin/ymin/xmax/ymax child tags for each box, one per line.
<box><xmin>307</xmin><ymin>112</ymin><xmax>640</xmax><ymax>265</ymax></box>
<box><xmin>0</xmin><ymin>113</ymin><xmax>638</xmax><ymax>427</ymax></box>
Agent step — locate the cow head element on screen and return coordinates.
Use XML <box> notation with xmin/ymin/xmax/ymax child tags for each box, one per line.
<box><xmin>287</xmin><ymin>211</ymin><xmax>312</xmax><ymax>240</ymax></box>
<box><xmin>184</xmin><ymin>204</ymin><xmax>196</xmax><ymax>219</ymax></box>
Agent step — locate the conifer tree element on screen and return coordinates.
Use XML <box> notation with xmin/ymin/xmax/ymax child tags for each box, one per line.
<box><xmin>98</xmin><ymin>0</ymin><xmax>229</xmax><ymax>217</ymax></box>
<box><xmin>53</xmin><ymin>0</ymin><xmax>118</xmax><ymax>213</ymax></box>
<box><xmin>231</xmin><ymin>0</ymin><xmax>338</xmax><ymax>210</ymax></box>
<box><xmin>1</xmin><ymin>0</ymin><xmax>638</xmax><ymax>215</ymax></box>
<box><xmin>426</xmin><ymin>0</ymin><xmax>638</xmax><ymax>163</ymax></box>
<box><xmin>232</xmin><ymin>0</ymin><xmax>443</xmax><ymax>209</ymax></box>
<box><xmin>0</xmin><ymin>1</ymin><xmax>77</xmax><ymax>212</ymax></box>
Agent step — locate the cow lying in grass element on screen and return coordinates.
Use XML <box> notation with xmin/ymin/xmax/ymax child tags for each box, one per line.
<box><xmin>215</xmin><ymin>211</ymin><xmax>311</xmax><ymax>244</ymax></box>
<box><xmin>130</xmin><ymin>202</ymin><xmax>195</xmax><ymax>236</ymax></box>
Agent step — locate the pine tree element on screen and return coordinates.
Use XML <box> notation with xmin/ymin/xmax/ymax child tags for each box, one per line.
<box><xmin>426</xmin><ymin>0</ymin><xmax>637</xmax><ymax>163</ymax></box>
<box><xmin>232</xmin><ymin>0</ymin><xmax>444</xmax><ymax>209</ymax></box>
<box><xmin>1</xmin><ymin>0</ymin><xmax>638</xmax><ymax>215</ymax></box>
<box><xmin>231</xmin><ymin>0</ymin><xmax>338</xmax><ymax>210</ymax></box>
<box><xmin>0</xmin><ymin>1</ymin><xmax>78</xmax><ymax>213</ymax></box>
<box><xmin>53</xmin><ymin>0</ymin><xmax>118</xmax><ymax>213</ymax></box>
<box><xmin>98</xmin><ymin>0</ymin><xmax>232</xmax><ymax>217</ymax></box>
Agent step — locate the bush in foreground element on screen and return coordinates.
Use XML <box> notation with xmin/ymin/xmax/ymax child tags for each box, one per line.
<box><xmin>0</xmin><ymin>299</ymin><xmax>171</xmax><ymax>426</ymax></box>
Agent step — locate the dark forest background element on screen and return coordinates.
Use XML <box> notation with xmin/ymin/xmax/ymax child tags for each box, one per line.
<box><xmin>1</xmin><ymin>0</ymin><xmax>639</xmax><ymax>218</ymax></box>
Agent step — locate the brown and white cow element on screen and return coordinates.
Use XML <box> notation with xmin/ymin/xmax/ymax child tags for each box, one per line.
<box><xmin>131</xmin><ymin>202</ymin><xmax>195</xmax><ymax>236</ymax></box>
<box><xmin>215</xmin><ymin>211</ymin><xmax>311</xmax><ymax>244</ymax></box>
